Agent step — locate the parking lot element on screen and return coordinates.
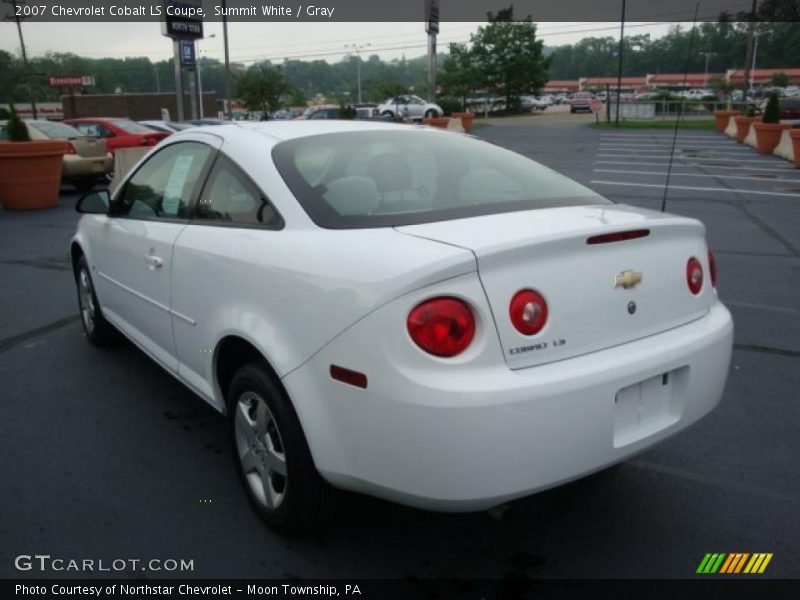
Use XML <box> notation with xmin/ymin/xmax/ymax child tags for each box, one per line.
<box><xmin>1</xmin><ymin>118</ymin><xmax>798</xmax><ymax>580</ymax></box>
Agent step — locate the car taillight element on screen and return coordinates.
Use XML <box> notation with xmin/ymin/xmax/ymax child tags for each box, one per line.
<box><xmin>686</xmin><ymin>257</ymin><xmax>703</xmax><ymax>295</ymax></box>
<box><xmin>65</xmin><ymin>143</ymin><xmax>77</xmax><ymax>155</ymax></box>
<box><xmin>509</xmin><ymin>289</ymin><xmax>548</xmax><ymax>335</ymax></box>
<box><xmin>407</xmin><ymin>297</ymin><xmax>475</xmax><ymax>357</ymax></box>
<box><xmin>708</xmin><ymin>250</ymin><xmax>717</xmax><ymax>287</ymax></box>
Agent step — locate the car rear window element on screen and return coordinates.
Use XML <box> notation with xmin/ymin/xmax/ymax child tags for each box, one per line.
<box><xmin>272</xmin><ymin>129</ymin><xmax>609</xmax><ymax>229</ymax></box>
<box><xmin>27</xmin><ymin>121</ymin><xmax>84</xmax><ymax>139</ymax></box>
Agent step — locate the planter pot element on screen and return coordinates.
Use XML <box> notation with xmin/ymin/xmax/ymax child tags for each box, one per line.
<box><xmin>0</xmin><ymin>140</ymin><xmax>67</xmax><ymax>210</ymax></box>
<box><xmin>713</xmin><ymin>109</ymin><xmax>741</xmax><ymax>133</ymax></box>
<box><xmin>753</xmin><ymin>122</ymin><xmax>792</xmax><ymax>155</ymax></box>
<box><xmin>453</xmin><ymin>111</ymin><xmax>475</xmax><ymax>133</ymax></box>
<box><xmin>423</xmin><ymin>117</ymin><xmax>450</xmax><ymax>129</ymax></box>
<box><xmin>790</xmin><ymin>129</ymin><xmax>800</xmax><ymax>169</ymax></box>
<box><xmin>734</xmin><ymin>116</ymin><xmax>761</xmax><ymax>143</ymax></box>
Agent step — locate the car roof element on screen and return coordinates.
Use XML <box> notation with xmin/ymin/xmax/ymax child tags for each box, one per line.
<box><xmin>169</xmin><ymin>120</ymin><xmax>445</xmax><ymax>144</ymax></box>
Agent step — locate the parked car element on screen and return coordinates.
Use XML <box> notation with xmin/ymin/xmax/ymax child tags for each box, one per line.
<box><xmin>777</xmin><ymin>96</ymin><xmax>800</xmax><ymax>121</ymax></box>
<box><xmin>678</xmin><ymin>88</ymin><xmax>715</xmax><ymax>100</ymax></box>
<box><xmin>377</xmin><ymin>95</ymin><xmax>442</xmax><ymax>120</ymax></box>
<box><xmin>140</xmin><ymin>120</ymin><xmax>194</xmax><ymax>133</ymax></box>
<box><xmin>520</xmin><ymin>96</ymin><xmax>549</xmax><ymax>111</ymax></box>
<box><xmin>71</xmin><ymin>121</ymin><xmax>733</xmax><ymax>530</ymax></box>
<box><xmin>568</xmin><ymin>92</ymin><xmax>598</xmax><ymax>113</ymax></box>
<box><xmin>0</xmin><ymin>120</ymin><xmax>112</xmax><ymax>191</ymax></box>
<box><xmin>293</xmin><ymin>105</ymin><xmax>341</xmax><ymax>120</ymax></box>
<box><xmin>64</xmin><ymin>117</ymin><xmax>169</xmax><ymax>152</ymax></box>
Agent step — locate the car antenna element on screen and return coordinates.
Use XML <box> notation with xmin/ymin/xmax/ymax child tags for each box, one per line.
<box><xmin>661</xmin><ymin>1</ymin><xmax>701</xmax><ymax>213</ymax></box>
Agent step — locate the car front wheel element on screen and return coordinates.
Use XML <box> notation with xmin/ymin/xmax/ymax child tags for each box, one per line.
<box><xmin>229</xmin><ymin>362</ymin><xmax>330</xmax><ymax>531</ymax></box>
<box><xmin>75</xmin><ymin>255</ymin><xmax>115</xmax><ymax>346</ymax></box>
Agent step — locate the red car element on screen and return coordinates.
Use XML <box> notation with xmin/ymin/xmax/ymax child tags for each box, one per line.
<box><xmin>63</xmin><ymin>117</ymin><xmax>169</xmax><ymax>152</ymax></box>
<box><xmin>778</xmin><ymin>97</ymin><xmax>800</xmax><ymax>121</ymax></box>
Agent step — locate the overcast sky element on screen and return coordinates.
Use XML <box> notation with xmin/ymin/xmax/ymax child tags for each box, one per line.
<box><xmin>1</xmin><ymin>21</ymin><xmax>676</xmax><ymax>65</ymax></box>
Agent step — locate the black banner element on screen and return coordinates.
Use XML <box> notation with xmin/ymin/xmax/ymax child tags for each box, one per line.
<box><xmin>1</xmin><ymin>0</ymin><xmax>797</xmax><ymax>23</ymax></box>
<box><xmin>5</xmin><ymin>579</ymin><xmax>800</xmax><ymax>600</ymax></box>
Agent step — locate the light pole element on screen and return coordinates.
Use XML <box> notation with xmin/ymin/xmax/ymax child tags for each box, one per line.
<box><xmin>750</xmin><ymin>30</ymin><xmax>772</xmax><ymax>92</ymax></box>
<box><xmin>699</xmin><ymin>52</ymin><xmax>716</xmax><ymax>86</ymax></box>
<box><xmin>344</xmin><ymin>43</ymin><xmax>371</xmax><ymax>104</ymax></box>
<box><xmin>197</xmin><ymin>34</ymin><xmax>216</xmax><ymax>119</ymax></box>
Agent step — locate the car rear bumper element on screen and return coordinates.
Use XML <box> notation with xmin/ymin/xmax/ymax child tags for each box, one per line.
<box><xmin>62</xmin><ymin>153</ymin><xmax>113</xmax><ymax>178</ymax></box>
<box><xmin>283</xmin><ymin>301</ymin><xmax>733</xmax><ymax>512</ymax></box>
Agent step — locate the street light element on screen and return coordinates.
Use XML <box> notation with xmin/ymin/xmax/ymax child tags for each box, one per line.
<box><xmin>699</xmin><ymin>51</ymin><xmax>716</xmax><ymax>86</ymax></box>
<box><xmin>344</xmin><ymin>43</ymin><xmax>371</xmax><ymax>104</ymax></box>
<box><xmin>197</xmin><ymin>34</ymin><xmax>217</xmax><ymax>119</ymax></box>
<box><xmin>750</xmin><ymin>30</ymin><xmax>773</xmax><ymax>92</ymax></box>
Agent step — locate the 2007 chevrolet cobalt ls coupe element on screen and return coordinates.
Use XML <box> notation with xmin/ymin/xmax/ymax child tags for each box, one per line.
<box><xmin>71</xmin><ymin>121</ymin><xmax>733</xmax><ymax>530</ymax></box>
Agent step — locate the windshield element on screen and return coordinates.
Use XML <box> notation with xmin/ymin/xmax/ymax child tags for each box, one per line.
<box><xmin>110</xmin><ymin>119</ymin><xmax>155</xmax><ymax>133</ymax></box>
<box><xmin>272</xmin><ymin>129</ymin><xmax>609</xmax><ymax>229</ymax></box>
<box><xmin>27</xmin><ymin>121</ymin><xmax>85</xmax><ymax>139</ymax></box>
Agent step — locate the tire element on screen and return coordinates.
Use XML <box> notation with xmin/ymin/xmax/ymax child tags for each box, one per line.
<box><xmin>73</xmin><ymin>177</ymin><xmax>97</xmax><ymax>192</ymax></box>
<box><xmin>228</xmin><ymin>362</ymin><xmax>330</xmax><ymax>532</ymax></box>
<box><xmin>75</xmin><ymin>255</ymin><xmax>116</xmax><ymax>346</ymax></box>
<box><xmin>380</xmin><ymin>110</ymin><xmax>395</xmax><ymax>120</ymax></box>
<box><xmin>424</xmin><ymin>109</ymin><xmax>438</xmax><ymax>118</ymax></box>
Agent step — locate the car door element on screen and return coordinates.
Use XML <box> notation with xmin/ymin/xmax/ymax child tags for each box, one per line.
<box><xmin>89</xmin><ymin>140</ymin><xmax>217</xmax><ymax>371</ymax></box>
<box><xmin>407</xmin><ymin>96</ymin><xmax>426</xmax><ymax>118</ymax></box>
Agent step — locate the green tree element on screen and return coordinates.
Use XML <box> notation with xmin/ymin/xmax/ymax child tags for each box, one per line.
<box><xmin>440</xmin><ymin>42</ymin><xmax>479</xmax><ymax>109</ymax></box>
<box><xmin>468</xmin><ymin>7</ymin><xmax>549</xmax><ymax>111</ymax></box>
<box><xmin>236</xmin><ymin>63</ymin><xmax>289</xmax><ymax>115</ymax></box>
<box><xmin>770</xmin><ymin>72</ymin><xmax>790</xmax><ymax>88</ymax></box>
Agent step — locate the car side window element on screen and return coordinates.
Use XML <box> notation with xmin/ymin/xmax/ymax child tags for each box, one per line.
<box><xmin>195</xmin><ymin>155</ymin><xmax>282</xmax><ymax>228</ymax></box>
<box><xmin>115</xmin><ymin>142</ymin><xmax>213</xmax><ymax>221</ymax></box>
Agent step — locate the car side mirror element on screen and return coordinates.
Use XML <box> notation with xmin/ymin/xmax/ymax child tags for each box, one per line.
<box><xmin>76</xmin><ymin>189</ymin><xmax>110</xmax><ymax>214</ymax></box>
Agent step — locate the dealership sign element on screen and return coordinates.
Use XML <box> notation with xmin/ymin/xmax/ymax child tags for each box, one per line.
<box><xmin>48</xmin><ymin>75</ymin><xmax>94</xmax><ymax>87</ymax></box>
<box><xmin>161</xmin><ymin>0</ymin><xmax>204</xmax><ymax>40</ymax></box>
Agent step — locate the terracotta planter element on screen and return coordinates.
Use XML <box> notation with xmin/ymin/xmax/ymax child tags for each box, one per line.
<box><xmin>753</xmin><ymin>122</ymin><xmax>792</xmax><ymax>155</ymax></box>
<box><xmin>0</xmin><ymin>140</ymin><xmax>67</xmax><ymax>210</ymax></box>
<box><xmin>734</xmin><ymin>116</ymin><xmax>761</xmax><ymax>143</ymax></box>
<box><xmin>453</xmin><ymin>111</ymin><xmax>475</xmax><ymax>133</ymax></box>
<box><xmin>790</xmin><ymin>129</ymin><xmax>800</xmax><ymax>169</ymax></box>
<box><xmin>713</xmin><ymin>109</ymin><xmax>741</xmax><ymax>132</ymax></box>
<box><xmin>423</xmin><ymin>117</ymin><xmax>450</xmax><ymax>129</ymax></box>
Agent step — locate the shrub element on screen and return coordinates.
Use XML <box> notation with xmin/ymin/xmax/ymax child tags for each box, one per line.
<box><xmin>436</xmin><ymin>97</ymin><xmax>463</xmax><ymax>116</ymax></box>
<box><xmin>762</xmin><ymin>92</ymin><xmax>780</xmax><ymax>124</ymax></box>
<box><xmin>6</xmin><ymin>104</ymin><xmax>30</xmax><ymax>142</ymax></box>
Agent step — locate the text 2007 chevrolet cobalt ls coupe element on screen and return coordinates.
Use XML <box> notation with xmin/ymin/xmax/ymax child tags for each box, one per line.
<box><xmin>71</xmin><ymin>121</ymin><xmax>733</xmax><ymax>530</ymax></box>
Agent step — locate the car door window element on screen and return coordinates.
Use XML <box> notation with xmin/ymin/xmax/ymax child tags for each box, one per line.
<box><xmin>195</xmin><ymin>155</ymin><xmax>283</xmax><ymax>228</ymax></box>
<box><xmin>76</xmin><ymin>122</ymin><xmax>112</xmax><ymax>138</ymax></box>
<box><xmin>115</xmin><ymin>142</ymin><xmax>213</xmax><ymax>221</ymax></box>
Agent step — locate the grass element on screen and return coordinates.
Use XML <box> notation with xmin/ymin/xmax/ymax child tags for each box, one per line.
<box><xmin>591</xmin><ymin>119</ymin><xmax>716</xmax><ymax>130</ymax></box>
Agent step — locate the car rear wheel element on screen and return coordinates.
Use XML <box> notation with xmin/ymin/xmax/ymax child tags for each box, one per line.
<box><xmin>424</xmin><ymin>109</ymin><xmax>438</xmax><ymax>118</ymax></box>
<box><xmin>73</xmin><ymin>177</ymin><xmax>97</xmax><ymax>192</ymax></box>
<box><xmin>75</xmin><ymin>255</ymin><xmax>115</xmax><ymax>346</ymax></box>
<box><xmin>229</xmin><ymin>362</ymin><xmax>330</xmax><ymax>531</ymax></box>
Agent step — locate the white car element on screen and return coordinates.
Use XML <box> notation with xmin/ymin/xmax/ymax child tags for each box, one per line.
<box><xmin>377</xmin><ymin>95</ymin><xmax>442</xmax><ymax>120</ymax></box>
<box><xmin>71</xmin><ymin>121</ymin><xmax>733</xmax><ymax>530</ymax></box>
<box><xmin>520</xmin><ymin>95</ymin><xmax>549</xmax><ymax>111</ymax></box>
<box><xmin>678</xmin><ymin>88</ymin><xmax>715</xmax><ymax>100</ymax></box>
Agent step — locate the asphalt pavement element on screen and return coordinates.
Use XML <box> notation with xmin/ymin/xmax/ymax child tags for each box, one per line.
<box><xmin>1</xmin><ymin>118</ymin><xmax>798</xmax><ymax>580</ymax></box>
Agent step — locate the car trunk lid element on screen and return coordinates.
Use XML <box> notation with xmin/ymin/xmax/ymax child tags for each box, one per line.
<box><xmin>396</xmin><ymin>204</ymin><xmax>714</xmax><ymax>370</ymax></box>
<box><xmin>69</xmin><ymin>136</ymin><xmax>107</xmax><ymax>158</ymax></box>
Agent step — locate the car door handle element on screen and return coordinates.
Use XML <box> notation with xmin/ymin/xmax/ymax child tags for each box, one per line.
<box><xmin>145</xmin><ymin>255</ymin><xmax>163</xmax><ymax>269</ymax></box>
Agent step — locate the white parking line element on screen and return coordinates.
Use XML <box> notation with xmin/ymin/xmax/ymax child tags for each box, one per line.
<box><xmin>590</xmin><ymin>180</ymin><xmax>800</xmax><ymax>197</ymax></box>
<box><xmin>595</xmin><ymin>160</ymin><xmax>797</xmax><ymax>172</ymax></box>
<box><xmin>597</xmin><ymin>141</ymin><xmax>744</xmax><ymax>148</ymax></box>
<box><xmin>596</xmin><ymin>154</ymin><xmax>786</xmax><ymax>163</ymax></box>
<box><xmin>599</xmin><ymin>148</ymin><xmax>753</xmax><ymax>156</ymax></box>
<box><xmin>593</xmin><ymin>169</ymin><xmax>800</xmax><ymax>183</ymax></box>
<box><xmin>599</xmin><ymin>134</ymin><xmax>722</xmax><ymax>141</ymax></box>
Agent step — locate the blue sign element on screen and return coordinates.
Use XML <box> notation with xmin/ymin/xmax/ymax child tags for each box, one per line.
<box><xmin>179</xmin><ymin>40</ymin><xmax>196</xmax><ymax>68</ymax></box>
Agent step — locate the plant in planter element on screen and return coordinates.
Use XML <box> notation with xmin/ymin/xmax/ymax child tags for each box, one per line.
<box><xmin>0</xmin><ymin>105</ymin><xmax>67</xmax><ymax>210</ymax></box>
<box><xmin>753</xmin><ymin>92</ymin><xmax>792</xmax><ymax>155</ymax></box>
<box><xmin>733</xmin><ymin>105</ymin><xmax>762</xmax><ymax>143</ymax></box>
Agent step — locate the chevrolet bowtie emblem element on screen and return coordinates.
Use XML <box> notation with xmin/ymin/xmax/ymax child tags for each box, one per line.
<box><xmin>614</xmin><ymin>270</ymin><xmax>643</xmax><ymax>289</ymax></box>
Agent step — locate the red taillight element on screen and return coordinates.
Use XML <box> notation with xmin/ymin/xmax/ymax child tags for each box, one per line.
<box><xmin>407</xmin><ymin>297</ymin><xmax>475</xmax><ymax>357</ymax></box>
<box><xmin>509</xmin><ymin>289</ymin><xmax>548</xmax><ymax>335</ymax></box>
<box><xmin>65</xmin><ymin>142</ymin><xmax>77</xmax><ymax>155</ymax></box>
<box><xmin>708</xmin><ymin>250</ymin><xmax>717</xmax><ymax>287</ymax></box>
<box><xmin>686</xmin><ymin>257</ymin><xmax>703</xmax><ymax>295</ymax></box>
<box><xmin>586</xmin><ymin>229</ymin><xmax>650</xmax><ymax>245</ymax></box>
